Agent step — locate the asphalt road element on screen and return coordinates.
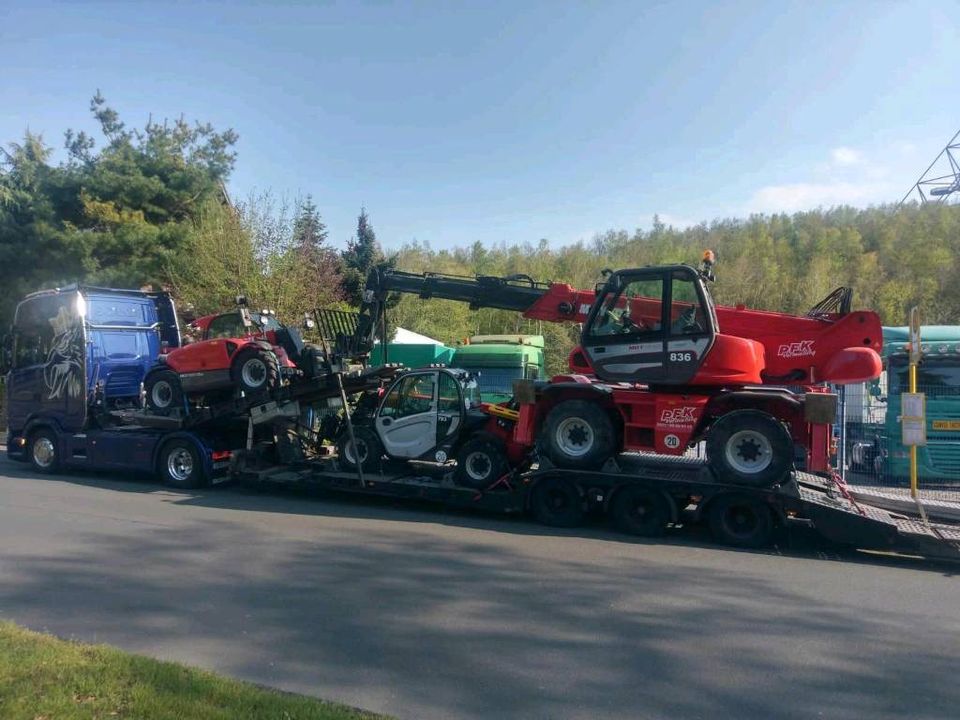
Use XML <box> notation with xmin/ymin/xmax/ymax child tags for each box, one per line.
<box><xmin>1</xmin><ymin>456</ymin><xmax>958</xmax><ymax>720</ymax></box>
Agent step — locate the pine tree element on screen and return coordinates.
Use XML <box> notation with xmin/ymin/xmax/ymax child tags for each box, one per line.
<box><xmin>342</xmin><ymin>207</ymin><xmax>390</xmax><ymax>304</ymax></box>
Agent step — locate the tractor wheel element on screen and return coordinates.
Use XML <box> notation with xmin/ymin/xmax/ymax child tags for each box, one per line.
<box><xmin>231</xmin><ymin>348</ymin><xmax>279</xmax><ymax>395</ymax></box>
<box><xmin>609</xmin><ymin>485</ymin><xmax>672</xmax><ymax>537</ymax></box>
<box><xmin>28</xmin><ymin>428</ymin><xmax>60</xmax><ymax>474</ymax></box>
<box><xmin>455</xmin><ymin>436</ymin><xmax>509</xmax><ymax>490</ymax></box>
<box><xmin>144</xmin><ymin>370</ymin><xmax>184</xmax><ymax>415</ymax></box>
<box><xmin>336</xmin><ymin>426</ymin><xmax>384</xmax><ymax>473</ymax></box>
<box><xmin>708</xmin><ymin>493</ymin><xmax>774</xmax><ymax>548</ymax></box>
<box><xmin>705</xmin><ymin>409</ymin><xmax>793</xmax><ymax>487</ymax></box>
<box><xmin>530</xmin><ymin>476</ymin><xmax>584</xmax><ymax>528</ymax></box>
<box><xmin>541</xmin><ymin>399</ymin><xmax>617</xmax><ymax>470</ymax></box>
<box><xmin>158</xmin><ymin>439</ymin><xmax>206</xmax><ymax>489</ymax></box>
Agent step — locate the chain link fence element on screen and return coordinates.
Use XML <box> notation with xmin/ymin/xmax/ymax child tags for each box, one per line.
<box><xmin>840</xmin><ymin>377</ymin><xmax>960</xmax><ymax>493</ymax></box>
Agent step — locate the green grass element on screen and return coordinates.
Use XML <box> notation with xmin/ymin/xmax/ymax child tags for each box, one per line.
<box><xmin>0</xmin><ymin>621</ymin><xmax>389</xmax><ymax>720</ymax></box>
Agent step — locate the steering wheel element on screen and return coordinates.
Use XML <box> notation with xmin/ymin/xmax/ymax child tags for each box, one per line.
<box><xmin>607</xmin><ymin>310</ymin><xmax>646</xmax><ymax>333</ymax></box>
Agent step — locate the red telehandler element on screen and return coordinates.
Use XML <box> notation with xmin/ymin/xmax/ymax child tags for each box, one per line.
<box><xmin>353</xmin><ymin>253</ymin><xmax>883</xmax><ymax>487</ymax></box>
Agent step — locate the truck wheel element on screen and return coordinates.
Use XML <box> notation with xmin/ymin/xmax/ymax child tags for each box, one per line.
<box><xmin>158</xmin><ymin>439</ymin><xmax>206</xmax><ymax>489</ymax></box>
<box><xmin>455</xmin><ymin>436</ymin><xmax>508</xmax><ymax>490</ymax></box>
<box><xmin>609</xmin><ymin>485</ymin><xmax>671</xmax><ymax>537</ymax></box>
<box><xmin>530</xmin><ymin>476</ymin><xmax>584</xmax><ymax>528</ymax></box>
<box><xmin>28</xmin><ymin>428</ymin><xmax>60</xmax><ymax>474</ymax></box>
<box><xmin>705</xmin><ymin>409</ymin><xmax>793</xmax><ymax>487</ymax></box>
<box><xmin>542</xmin><ymin>399</ymin><xmax>617</xmax><ymax>469</ymax></box>
<box><xmin>232</xmin><ymin>348</ymin><xmax>279</xmax><ymax>395</ymax></box>
<box><xmin>336</xmin><ymin>426</ymin><xmax>383</xmax><ymax>473</ymax></box>
<box><xmin>708</xmin><ymin>493</ymin><xmax>774</xmax><ymax>548</ymax></box>
<box><xmin>144</xmin><ymin>370</ymin><xmax>183</xmax><ymax>415</ymax></box>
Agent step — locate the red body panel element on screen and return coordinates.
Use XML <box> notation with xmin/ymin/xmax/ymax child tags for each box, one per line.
<box><xmin>164</xmin><ymin>338</ymin><xmax>237</xmax><ymax>373</ymax></box>
<box><xmin>691</xmin><ymin>335</ymin><xmax>764</xmax><ymax>385</ymax></box>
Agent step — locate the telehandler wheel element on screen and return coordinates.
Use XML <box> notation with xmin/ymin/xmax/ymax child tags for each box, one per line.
<box><xmin>231</xmin><ymin>348</ymin><xmax>279</xmax><ymax>395</ymax></box>
<box><xmin>455</xmin><ymin>436</ymin><xmax>509</xmax><ymax>490</ymax></box>
<box><xmin>705</xmin><ymin>409</ymin><xmax>794</xmax><ymax>487</ymax></box>
<box><xmin>530</xmin><ymin>476</ymin><xmax>584</xmax><ymax>528</ymax></box>
<box><xmin>609</xmin><ymin>485</ymin><xmax>671</xmax><ymax>537</ymax></box>
<box><xmin>708</xmin><ymin>493</ymin><xmax>774</xmax><ymax>548</ymax></box>
<box><xmin>144</xmin><ymin>370</ymin><xmax>184</xmax><ymax>415</ymax></box>
<box><xmin>336</xmin><ymin>426</ymin><xmax>384</xmax><ymax>473</ymax></box>
<box><xmin>541</xmin><ymin>399</ymin><xmax>617</xmax><ymax>470</ymax></box>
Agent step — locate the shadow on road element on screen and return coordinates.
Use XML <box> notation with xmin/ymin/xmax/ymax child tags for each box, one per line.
<box><xmin>1</xmin><ymin>456</ymin><xmax>956</xmax><ymax>576</ymax></box>
<box><xmin>1</xmin><ymin>509</ymin><xmax>957</xmax><ymax>720</ymax></box>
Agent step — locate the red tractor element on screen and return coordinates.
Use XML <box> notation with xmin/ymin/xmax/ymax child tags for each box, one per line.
<box><xmin>142</xmin><ymin>301</ymin><xmax>319</xmax><ymax>415</ymax></box>
<box><xmin>354</xmin><ymin>255</ymin><xmax>883</xmax><ymax>487</ymax></box>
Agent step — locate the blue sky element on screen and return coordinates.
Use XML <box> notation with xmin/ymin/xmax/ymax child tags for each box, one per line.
<box><xmin>2</xmin><ymin>1</ymin><xmax>959</xmax><ymax>250</ymax></box>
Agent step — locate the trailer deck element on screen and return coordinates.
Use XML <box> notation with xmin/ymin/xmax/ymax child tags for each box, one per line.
<box><xmin>233</xmin><ymin>450</ymin><xmax>960</xmax><ymax>559</ymax></box>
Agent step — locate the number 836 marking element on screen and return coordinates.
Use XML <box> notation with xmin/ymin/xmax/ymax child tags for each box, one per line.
<box><xmin>669</xmin><ymin>352</ymin><xmax>694</xmax><ymax>362</ymax></box>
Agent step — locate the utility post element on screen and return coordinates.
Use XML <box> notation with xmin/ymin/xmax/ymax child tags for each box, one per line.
<box><xmin>903</xmin><ymin>307</ymin><xmax>925</xmax><ymax>500</ymax></box>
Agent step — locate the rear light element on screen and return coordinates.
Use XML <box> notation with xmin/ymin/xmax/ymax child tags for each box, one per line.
<box><xmin>211</xmin><ymin>450</ymin><xmax>232</xmax><ymax>461</ymax></box>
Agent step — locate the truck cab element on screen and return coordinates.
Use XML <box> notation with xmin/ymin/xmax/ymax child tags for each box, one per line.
<box><xmin>0</xmin><ymin>286</ymin><xmax>232</xmax><ymax>485</ymax></box>
<box><xmin>452</xmin><ymin>335</ymin><xmax>545</xmax><ymax>404</ymax></box>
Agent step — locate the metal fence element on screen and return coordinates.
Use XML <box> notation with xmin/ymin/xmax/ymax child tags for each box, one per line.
<box><xmin>840</xmin><ymin>380</ymin><xmax>960</xmax><ymax>489</ymax></box>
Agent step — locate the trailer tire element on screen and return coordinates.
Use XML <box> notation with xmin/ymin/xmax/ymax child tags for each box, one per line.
<box><xmin>231</xmin><ymin>348</ymin><xmax>279</xmax><ymax>395</ymax></box>
<box><xmin>708</xmin><ymin>493</ymin><xmax>774</xmax><ymax>548</ymax></box>
<box><xmin>609</xmin><ymin>485</ymin><xmax>671</xmax><ymax>537</ymax></box>
<box><xmin>144</xmin><ymin>370</ymin><xmax>184</xmax><ymax>415</ymax></box>
<box><xmin>455</xmin><ymin>436</ymin><xmax>508</xmax><ymax>490</ymax></box>
<box><xmin>336</xmin><ymin>426</ymin><xmax>383</xmax><ymax>473</ymax></box>
<box><xmin>542</xmin><ymin>399</ymin><xmax>617</xmax><ymax>470</ymax></box>
<box><xmin>158</xmin><ymin>439</ymin><xmax>206</xmax><ymax>489</ymax></box>
<box><xmin>530</xmin><ymin>476</ymin><xmax>584</xmax><ymax>528</ymax></box>
<box><xmin>706</xmin><ymin>409</ymin><xmax>793</xmax><ymax>487</ymax></box>
<box><xmin>28</xmin><ymin>428</ymin><xmax>60</xmax><ymax>474</ymax></box>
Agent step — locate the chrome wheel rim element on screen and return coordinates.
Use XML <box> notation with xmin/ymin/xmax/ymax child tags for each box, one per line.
<box><xmin>33</xmin><ymin>437</ymin><xmax>55</xmax><ymax>468</ymax></box>
<box><xmin>167</xmin><ymin>448</ymin><xmax>194</xmax><ymax>482</ymax></box>
<box><xmin>555</xmin><ymin>417</ymin><xmax>594</xmax><ymax>458</ymax></box>
<box><xmin>725</xmin><ymin>429</ymin><xmax>773</xmax><ymax>474</ymax></box>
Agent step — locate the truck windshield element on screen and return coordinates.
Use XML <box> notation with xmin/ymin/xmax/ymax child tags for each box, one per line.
<box><xmin>474</xmin><ymin>367</ymin><xmax>524</xmax><ymax>398</ymax></box>
<box><xmin>87</xmin><ymin>297</ymin><xmax>157</xmax><ymax>327</ymax></box>
<box><xmin>889</xmin><ymin>360</ymin><xmax>960</xmax><ymax>395</ymax></box>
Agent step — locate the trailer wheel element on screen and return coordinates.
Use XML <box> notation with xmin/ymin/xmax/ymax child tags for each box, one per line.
<box><xmin>455</xmin><ymin>436</ymin><xmax>508</xmax><ymax>490</ymax></box>
<box><xmin>336</xmin><ymin>426</ymin><xmax>383</xmax><ymax>473</ymax></box>
<box><xmin>144</xmin><ymin>370</ymin><xmax>183</xmax><ymax>415</ymax></box>
<box><xmin>708</xmin><ymin>494</ymin><xmax>774</xmax><ymax>548</ymax></box>
<box><xmin>531</xmin><ymin>476</ymin><xmax>584</xmax><ymax>528</ymax></box>
<box><xmin>705</xmin><ymin>409</ymin><xmax>793</xmax><ymax>487</ymax></box>
<box><xmin>542</xmin><ymin>399</ymin><xmax>617</xmax><ymax>470</ymax></box>
<box><xmin>158</xmin><ymin>439</ymin><xmax>206</xmax><ymax>489</ymax></box>
<box><xmin>232</xmin><ymin>348</ymin><xmax>279</xmax><ymax>395</ymax></box>
<box><xmin>609</xmin><ymin>485</ymin><xmax>671</xmax><ymax>537</ymax></box>
<box><xmin>28</xmin><ymin>428</ymin><xmax>60</xmax><ymax>474</ymax></box>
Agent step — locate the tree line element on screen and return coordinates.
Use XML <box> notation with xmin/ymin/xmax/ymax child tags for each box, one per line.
<box><xmin>2</xmin><ymin>96</ymin><xmax>959</xmax><ymax>376</ymax></box>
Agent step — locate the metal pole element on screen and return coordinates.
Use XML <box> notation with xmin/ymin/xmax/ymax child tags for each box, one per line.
<box><xmin>837</xmin><ymin>385</ymin><xmax>847</xmax><ymax>482</ymax></box>
<box><xmin>336</xmin><ymin>372</ymin><xmax>364</xmax><ymax>488</ymax></box>
<box><xmin>909</xmin><ymin>362</ymin><xmax>918</xmax><ymax>500</ymax></box>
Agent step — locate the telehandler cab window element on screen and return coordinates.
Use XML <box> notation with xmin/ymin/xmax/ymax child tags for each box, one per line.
<box><xmin>438</xmin><ymin>372</ymin><xmax>461</xmax><ymax>413</ymax></box>
<box><xmin>381</xmin><ymin>373</ymin><xmax>436</xmax><ymax>419</ymax></box>
<box><xmin>590</xmin><ymin>277</ymin><xmax>664</xmax><ymax>338</ymax></box>
<box><xmin>669</xmin><ymin>272</ymin><xmax>707</xmax><ymax>336</ymax></box>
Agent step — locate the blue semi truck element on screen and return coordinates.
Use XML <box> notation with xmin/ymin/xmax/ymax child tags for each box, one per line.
<box><xmin>1</xmin><ymin>285</ymin><xmax>241</xmax><ymax>487</ymax></box>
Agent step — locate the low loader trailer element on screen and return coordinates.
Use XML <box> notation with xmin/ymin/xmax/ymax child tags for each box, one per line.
<box><xmin>233</xmin><ymin>425</ymin><xmax>960</xmax><ymax>559</ymax></box>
